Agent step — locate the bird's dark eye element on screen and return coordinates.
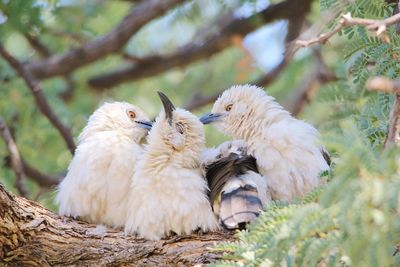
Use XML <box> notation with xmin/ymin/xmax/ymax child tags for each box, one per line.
<box><xmin>176</xmin><ymin>123</ymin><xmax>184</xmax><ymax>134</ymax></box>
<box><xmin>127</xmin><ymin>110</ymin><xmax>136</xmax><ymax>120</ymax></box>
<box><xmin>225</xmin><ymin>104</ymin><xmax>233</xmax><ymax>112</ymax></box>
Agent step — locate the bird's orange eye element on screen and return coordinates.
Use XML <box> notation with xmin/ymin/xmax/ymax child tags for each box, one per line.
<box><xmin>225</xmin><ymin>104</ymin><xmax>233</xmax><ymax>112</ymax></box>
<box><xmin>127</xmin><ymin>110</ymin><xmax>136</xmax><ymax>119</ymax></box>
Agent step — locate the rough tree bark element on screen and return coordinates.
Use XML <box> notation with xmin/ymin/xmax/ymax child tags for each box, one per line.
<box><xmin>0</xmin><ymin>184</ymin><xmax>234</xmax><ymax>266</ymax></box>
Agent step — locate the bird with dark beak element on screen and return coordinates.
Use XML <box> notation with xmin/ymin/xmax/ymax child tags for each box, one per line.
<box><xmin>57</xmin><ymin>101</ymin><xmax>153</xmax><ymax>228</ymax></box>
<box><xmin>124</xmin><ymin>92</ymin><xmax>218</xmax><ymax>240</ymax></box>
<box><xmin>200</xmin><ymin>84</ymin><xmax>330</xmax><ymax>202</ymax></box>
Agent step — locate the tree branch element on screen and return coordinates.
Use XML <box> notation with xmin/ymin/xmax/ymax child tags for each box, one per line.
<box><xmin>24</xmin><ymin>33</ymin><xmax>52</xmax><ymax>58</ymax></box>
<box><xmin>385</xmin><ymin>94</ymin><xmax>400</xmax><ymax>148</ymax></box>
<box><xmin>4</xmin><ymin>156</ymin><xmax>62</xmax><ymax>187</ymax></box>
<box><xmin>59</xmin><ymin>75</ymin><xmax>75</xmax><ymax>102</ymax></box>
<box><xmin>183</xmin><ymin>55</ymin><xmax>290</xmax><ymax>111</ymax></box>
<box><xmin>88</xmin><ymin>0</ymin><xmax>313</xmax><ymax>90</ymax></box>
<box><xmin>295</xmin><ymin>12</ymin><xmax>400</xmax><ymax>49</ymax></box>
<box><xmin>23</xmin><ymin>33</ymin><xmax>77</xmax><ymax>103</ymax></box>
<box><xmin>282</xmin><ymin>49</ymin><xmax>337</xmax><ymax>116</ymax></box>
<box><xmin>367</xmin><ymin>76</ymin><xmax>400</xmax><ymax>94</ymax></box>
<box><xmin>24</xmin><ymin>0</ymin><xmax>185</xmax><ymax>80</ymax></box>
<box><xmin>367</xmin><ymin>76</ymin><xmax>400</xmax><ymax>148</ymax></box>
<box><xmin>24</xmin><ymin>33</ymin><xmax>74</xmax><ymax>102</ymax></box>
<box><xmin>0</xmin><ymin>184</ymin><xmax>233</xmax><ymax>265</ymax></box>
<box><xmin>0</xmin><ymin>118</ymin><xmax>29</xmax><ymax>198</ymax></box>
<box><xmin>0</xmin><ymin>44</ymin><xmax>76</xmax><ymax>154</ymax></box>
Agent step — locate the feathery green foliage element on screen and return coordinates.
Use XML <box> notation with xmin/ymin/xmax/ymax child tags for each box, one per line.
<box><xmin>214</xmin><ymin>0</ymin><xmax>400</xmax><ymax>266</ymax></box>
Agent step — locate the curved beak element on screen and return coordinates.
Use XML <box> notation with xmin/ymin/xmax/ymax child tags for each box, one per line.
<box><xmin>157</xmin><ymin>91</ymin><xmax>175</xmax><ymax>125</ymax></box>
<box><xmin>200</xmin><ymin>113</ymin><xmax>222</xmax><ymax>124</ymax></box>
<box><xmin>135</xmin><ymin>120</ymin><xmax>153</xmax><ymax>130</ymax></box>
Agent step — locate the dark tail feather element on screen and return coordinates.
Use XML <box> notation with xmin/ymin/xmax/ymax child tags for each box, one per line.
<box><xmin>219</xmin><ymin>184</ymin><xmax>263</xmax><ymax>230</ymax></box>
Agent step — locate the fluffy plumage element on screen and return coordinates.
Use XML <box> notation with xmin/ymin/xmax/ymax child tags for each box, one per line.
<box><xmin>202</xmin><ymin>140</ymin><xmax>271</xmax><ymax>229</ymax></box>
<box><xmin>124</xmin><ymin>92</ymin><xmax>218</xmax><ymax>240</ymax></box>
<box><xmin>200</xmin><ymin>85</ymin><xmax>330</xmax><ymax>201</ymax></box>
<box><xmin>56</xmin><ymin>102</ymin><xmax>151</xmax><ymax>227</ymax></box>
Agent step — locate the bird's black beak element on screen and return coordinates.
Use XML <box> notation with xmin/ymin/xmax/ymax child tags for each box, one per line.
<box><xmin>135</xmin><ymin>120</ymin><xmax>153</xmax><ymax>130</ymax></box>
<box><xmin>157</xmin><ymin>91</ymin><xmax>175</xmax><ymax>125</ymax></box>
<box><xmin>200</xmin><ymin>113</ymin><xmax>222</xmax><ymax>124</ymax></box>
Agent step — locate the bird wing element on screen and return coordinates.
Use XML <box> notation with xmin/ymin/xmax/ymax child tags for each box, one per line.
<box><xmin>206</xmin><ymin>153</ymin><xmax>265</xmax><ymax>229</ymax></box>
<box><xmin>321</xmin><ymin>147</ymin><xmax>331</xmax><ymax>166</ymax></box>
<box><xmin>219</xmin><ymin>183</ymin><xmax>263</xmax><ymax>230</ymax></box>
<box><xmin>56</xmin><ymin>138</ymin><xmax>110</xmax><ymax>220</ymax></box>
<box><xmin>57</xmin><ymin>132</ymin><xmax>138</xmax><ymax>226</ymax></box>
<box><xmin>205</xmin><ymin>153</ymin><xmax>238</xmax><ymax>205</ymax></box>
<box><xmin>206</xmin><ymin>153</ymin><xmax>260</xmax><ymax>205</ymax></box>
<box><xmin>236</xmin><ymin>156</ymin><xmax>259</xmax><ymax>174</ymax></box>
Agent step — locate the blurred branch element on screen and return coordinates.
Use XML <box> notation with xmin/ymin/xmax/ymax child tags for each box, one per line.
<box><xmin>2</xmin><ymin>114</ymin><xmax>62</xmax><ymax>187</ymax></box>
<box><xmin>45</xmin><ymin>29</ymin><xmax>88</xmax><ymax>45</ymax></box>
<box><xmin>386</xmin><ymin>94</ymin><xmax>400</xmax><ymax>148</ymax></box>
<box><xmin>183</xmin><ymin>55</ymin><xmax>290</xmax><ymax>111</ymax></box>
<box><xmin>367</xmin><ymin>76</ymin><xmax>400</xmax><ymax>148</ymax></box>
<box><xmin>294</xmin><ymin>12</ymin><xmax>400</xmax><ymax>51</ymax></box>
<box><xmin>116</xmin><ymin>0</ymin><xmax>142</xmax><ymax>3</ymax></box>
<box><xmin>4</xmin><ymin>157</ymin><xmax>63</xmax><ymax>187</ymax></box>
<box><xmin>88</xmin><ymin>0</ymin><xmax>313</xmax><ymax>90</ymax></box>
<box><xmin>286</xmin><ymin>8</ymin><xmax>308</xmax><ymax>42</ymax></box>
<box><xmin>387</xmin><ymin>0</ymin><xmax>400</xmax><ymax>33</ymax></box>
<box><xmin>24</xmin><ymin>33</ymin><xmax>52</xmax><ymax>58</ymax></box>
<box><xmin>21</xmin><ymin>159</ymin><xmax>62</xmax><ymax>187</ymax></box>
<box><xmin>23</xmin><ymin>33</ymin><xmax>76</xmax><ymax>102</ymax></box>
<box><xmin>0</xmin><ymin>44</ymin><xmax>76</xmax><ymax>154</ymax></box>
<box><xmin>282</xmin><ymin>49</ymin><xmax>337</xmax><ymax>116</ymax></box>
<box><xmin>25</xmin><ymin>0</ymin><xmax>185</xmax><ymax>80</ymax></box>
<box><xmin>22</xmin><ymin>158</ymin><xmax>62</xmax><ymax>187</ymax></box>
<box><xmin>367</xmin><ymin>76</ymin><xmax>400</xmax><ymax>94</ymax></box>
<box><xmin>0</xmin><ymin>117</ymin><xmax>29</xmax><ymax>198</ymax></box>
<box><xmin>59</xmin><ymin>75</ymin><xmax>75</xmax><ymax>102</ymax></box>
<box><xmin>254</xmin><ymin>57</ymin><xmax>290</xmax><ymax>87</ymax></box>
<box><xmin>183</xmin><ymin>91</ymin><xmax>221</xmax><ymax>111</ymax></box>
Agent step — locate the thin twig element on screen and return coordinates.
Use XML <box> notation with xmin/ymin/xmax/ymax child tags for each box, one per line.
<box><xmin>0</xmin><ymin>44</ymin><xmax>76</xmax><ymax>154</ymax></box>
<box><xmin>295</xmin><ymin>12</ymin><xmax>400</xmax><ymax>50</ymax></box>
<box><xmin>23</xmin><ymin>34</ymin><xmax>76</xmax><ymax>102</ymax></box>
<box><xmin>366</xmin><ymin>76</ymin><xmax>400</xmax><ymax>93</ymax></box>
<box><xmin>0</xmin><ymin>117</ymin><xmax>29</xmax><ymax>197</ymax></box>
<box><xmin>24</xmin><ymin>33</ymin><xmax>52</xmax><ymax>58</ymax></box>
<box><xmin>364</xmin><ymin>1</ymin><xmax>400</xmax><ymax>149</ymax></box>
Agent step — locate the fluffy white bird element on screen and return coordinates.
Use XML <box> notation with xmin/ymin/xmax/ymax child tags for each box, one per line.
<box><xmin>201</xmin><ymin>140</ymin><xmax>271</xmax><ymax>230</ymax></box>
<box><xmin>124</xmin><ymin>92</ymin><xmax>218</xmax><ymax>240</ymax></box>
<box><xmin>56</xmin><ymin>102</ymin><xmax>152</xmax><ymax>227</ymax></box>
<box><xmin>200</xmin><ymin>85</ymin><xmax>330</xmax><ymax>201</ymax></box>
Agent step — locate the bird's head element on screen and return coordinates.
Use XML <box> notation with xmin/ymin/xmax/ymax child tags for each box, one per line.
<box><xmin>200</xmin><ymin>84</ymin><xmax>286</xmax><ymax>139</ymax></box>
<box><xmin>147</xmin><ymin>92</ymin><xmax>205</xmax><ymax>164</ymax></box>
<box><xmin>79</xmin><ymin>102</ymin><xmax>152</xmax><ymax>143</ymax></box>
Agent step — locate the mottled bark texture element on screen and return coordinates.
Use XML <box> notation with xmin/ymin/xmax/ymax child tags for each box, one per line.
<box><xmin>0</xmin><ymin>184</ymin><xmax>233</xmax><ymax>266</ymax></box>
